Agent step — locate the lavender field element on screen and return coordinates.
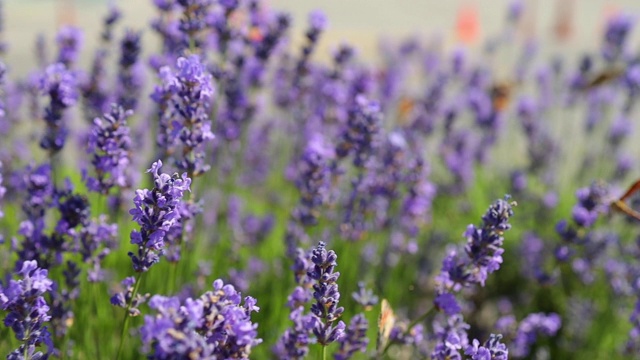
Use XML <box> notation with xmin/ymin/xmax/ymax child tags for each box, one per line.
<box><xmin>1</xmin><ymin>0</ymin><xmax>640</xmax><ymax>359</ymax></box>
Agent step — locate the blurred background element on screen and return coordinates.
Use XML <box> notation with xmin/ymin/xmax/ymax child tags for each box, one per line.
<box><xmin>4</xmin><ymin>0</ymin><xmax>640</xmax><ymax>76</ymax></box>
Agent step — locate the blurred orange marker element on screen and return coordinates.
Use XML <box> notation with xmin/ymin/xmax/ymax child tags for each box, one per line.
<box><xmin>456</xmin><ymin>4</ymin><xmax>480</xmax><ymax>45</ymax></box>
<box><xmin>553</xmin><ymin>0</ymin><xmax>574</xmax><ymax>42</ymax></box>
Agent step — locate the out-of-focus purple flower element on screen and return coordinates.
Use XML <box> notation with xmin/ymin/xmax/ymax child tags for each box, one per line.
<box><xmin>465</xmin><ymin>334</ymin><xmax>508</xmax><ymax>360</ymax></box>
<box><xmin>0</xmin><ymin>260</ymin><xmax>54</xmax><ymax>359</ymax></box>
<box><xmin>602</xmin><ymin>13</ymin><xmax>635</xmax><ymax>61</ymax></box>
<box><xmin>128</xmin><ymin>160</ymin><xmax>191</xmax><ymax>272</ymax></box>
<box><xmin>81</xmin><ymin>48</ymin><xmax>111</xmax><ymax>121</ymax></box>
<box><xmin>571</xmin><ymin>182</ymin><xmax>611</xmax><ymax>229</ymax></box>
<box><xmin>55</xmin><ymin>26</ymin><xmax>83</xmax><ymax>67</ymax></box>
<box><xmin>101</xmin><ymin>6</ymin><xmax>122</xmax><ymax>42</ymax></box>
<box><xmin>334</xmin><ymin>314</ymin><xmax>368</xmax><ymax>360</ymax></box>
<box><xmin>435</xmin><ymin>293</ymin><xmax>461</xmax><ymax>316</ymax></box>
<box><xmin>38</xmin><ymin>63</ymin><xmax>78</xmax><ymax>153</ymax></box>
<box><xmin>16</xmin><ymin>164</ymin><xmax>53</xmax><ymax>270</ymax></box>
<box><xmin>352</xmin><ymin>282</ymin><xmax>378</xmax><ymax>309</ymax></box>
<box><xmin>511</xmin><ymin>313</ymin><xmax>561</xmax><ymax>358</ymax></box>
<box><xmin>79</xmin><ymin>215</ymin><xmax>118</xmax><ymax>282</ymax></box>
<box><xmin>152</xmin><ymin>55</ymin><xmax>214</xmax><ymax>176</ymax></box>
<box><xmin>308</xmin><ymin>242</ymin><xmax>345</xmax><ymax>345</ymax></box>
<box><xmin>273</xmin><ymin>306</ymin><xmax>315</xmax><ymax>359</ymax></box>
<box><xmin>431</xmin><ymin>315</ymin><xmax>469</xmax><ymax>360</ymax></box>
<box><xmin>140</xmin><ymin>295</ymin><xmax>211</xmax><ymax>358</ymax></box>
<box><xmin>84</xmin><ymin>105</ymin><xmax>132</xmax><ymax>195</ymax></box>
<box><xmin>116</xmin><ymin>30</ymin><xmax>144</xmax><ymax>112</ymax></box>
<box><xmin>336</xmin><ymin>95</ymin><xmax>382</xmax><ymax>168</ymax></box>
<box><xmin>110</xmin><ymin>276</ymin><xmax>149</xmax><ymax>316</ymax></box>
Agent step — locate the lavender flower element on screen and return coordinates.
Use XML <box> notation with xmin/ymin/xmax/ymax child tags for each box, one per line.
<box><xmin>38</xmin><ymin>63</ymin><xmax>78</xmax><ymax>153</ymax></box>
<box><xmin>101</xmin><ymin>6</ymin><xmax>122</xmax><ymax>43</ymax></box>
<box><xmin>79</xmin><ymin>215</ymin><xmax>118</xmax><ymax>282</ymax></box>
<box><xmin>431</xmin><ymin>315</ymin><xmax>470</xmax><ymax>360</ymax></box>
<box><xmin>85</xmin><ymin>105</ymin><xmax>132</xmax><ymax>195</ymax></box>
<box><xmin>465</xmin><ymin>334</ymin><xmax>508</xmax><ymax>360</ymax></box>
<box><xmin>16</xmin><ymin>164</ymin><xmax>54</xmax><ymax>270</ymax></box>
<box><xmin>602</xmin><ymin>13</ymin><xmax>634</xmax><ymax>61</ymax></box>
<box><xmin>511</xmin><ymin>313</ymin><xmax>561</xmax><ymax>358</ymax></box>
<box><xmin>55</xmin><ymin>26</ymin><xmax>83</xmax><ymax>67</ymax></box>
<box><xmin>308</xmin><ymin>241</ymin><xmax>345</xmax><ymax>345</ymax></box>
<box><xmin>336</xmin><ymin>95</ymin><xmax>382</xmax><ymax>168</ymax></box>
<box><xmin>334</xmin><ymin>314</ymin><xmax>369</xmax><ymax>360</ymax></box>
<box><xmin>200</xmin><ymin>279</ymin><xmax>261</xmax><ymax>358</ymax></box>
<box><xmin>352</xmin><ymin>282</ymin><xmax>378</xmax><ymax>309</ymax></box>
<box><xmin>0</xmin><ymin>260</ymin><xmax>54</xmax><ymax>359</ymax></box>
<box><xmin>116</xmin><ymin>30</ymin><xmax>143</xmax><ymax>112</ymax></box>
<box><xmin>110</xmin><ymin>276</ymin><xmax>149</xmax><ymax>316</ymax></box>
<box><xmin>128</xmin><ymin>160</ymin><xmax>191</xmax><ymax>272</ymax></box>
<box><xmin>152</xmin><ymin>55</ymin><xmax>214</xmax><ymax>177</ymax></box>
<box><xmin>436</xmin><ymin>196</ymin><xmax>516</xmax><ymax>293</ymax></box>
<box><xmin>273</xmin><ymin>307</ymin><xmax>315</xmax><ymax>359</ymax></box>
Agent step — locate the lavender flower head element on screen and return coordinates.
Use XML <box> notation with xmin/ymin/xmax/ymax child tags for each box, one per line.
<box><xmin>38</xmin><ymin>63</ymin><xmax>78</xmax><ymax>153</ymax></box>
<box><xmin>334</xmin><ymin>314</ymin><xmax>369</xmax><ymax>360</ymax></box>
<box><xmin>511</xmin><ymin>313</ymin><xmax>561</xmax><ymax>358</ymax></box>
<box><xmin>308</xmin><ymin>241</ymin><xmax>346</xmax><ymax>345</ymax></box>
<box><xmin>0</xmin><ymin>260</ymin><xmax>54</xmax><ymax>359</ymax></box>
<box><xmin>152</xmin><ymin>55</ymin><xmax>214</xmax><ymax>176</ymax></box>
<box><xmin>85</xmin><ymin>105</ymin><xmax>132</xmax><ymax>194</ymax></box>
<box><xmin>142</xmin><ymin>279</ymin><xmax>261</xmax><ymax>359</ymax></box>
<box><xmin>465</xmin><ymin>334</ymin><xmax>508</xmax><ymax>360</ymax></box>
<box><xmin>436</xmin><ymin>196</ymin><xmax>516</xmax><ymax>293</ymax></box>
<box><xmin>128</xmin><ymin>160</ymin><xmax>191</xmax><ymax>272</ymax></box>
<box><xmin>56</xmin><ymin>25</ymin><xmax>83</xmax><ymax>67</ymax></box>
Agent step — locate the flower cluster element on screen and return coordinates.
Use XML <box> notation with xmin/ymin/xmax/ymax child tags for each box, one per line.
<box><xmin>140</xmin><ymin>279</ymin><xmax>261</xmax><ymax>359</ymax></box>
<box><xmin>128</xmin><ymin>160</ymin><xmax>191</xmax><ymax>272</ymax></box>
<box><xmin>0</xmin><ymin>260</ymin><xmax>54</xmax><ymax>359</ymax></box>
<box><xmin>308</xmin><ymin>241</ymin><xmax>345</xmax><ymax>345</ymax></box>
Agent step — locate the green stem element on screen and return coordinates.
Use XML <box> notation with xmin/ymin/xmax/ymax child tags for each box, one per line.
<box><xmin>116</xmin><ymin>271</ymin><xmax>144</xmax><ymax>360</ymax></box>
<box><xmin>320</xmin><ymin>344</ymin><xmax>326</xmax><ymax>360</ymax></box>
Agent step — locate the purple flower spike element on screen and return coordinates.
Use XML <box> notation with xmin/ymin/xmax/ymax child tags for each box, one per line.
<box><xmin>128</xmin><ymin>160</ymin><xmax>191</xmax><ymax>272</ymax></box>
<box><xmin>308</xmin><ymin>241</ymin><xmax>345</xmax><ymax>345</ymax></box>
<box><xmin>85</xmin><ymin>105</ymin><xmax>132</xmax><ymax>194</ymax></box>
<box><xmin>0</xmin><ymin>260</ymin><xmax>54</xmax><ymax>359</ymax></box>
<box><xmin>38</xmin><ymin>63</ymin><xmax>78</xmax><ymax>153</ymax></box>
<box><xmin>334</xmin><ymin>314</ymin><xmax>369</xmax><ymax>360</ymax></box>
<box><xmin>153</xmin><ymin>55</ymin><xmax>214</xmax><ymax>176</ymax></box>
<box><xmin>436</xmin><ymin>196</ymin><xmax>516</xmax><ymax>293</ymax></box>
<box><xmin>55</xmin><ymin>25</ymin><xmax>83</xmax><ymax>67</ymax></box>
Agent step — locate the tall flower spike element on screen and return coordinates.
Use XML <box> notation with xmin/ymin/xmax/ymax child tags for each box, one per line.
<box><xmin>308</xmin><ymin>241</ymin><xmax>346</xmax><ymax>345</ymax></box>
<box><xmin>85</xmin><ymin>105</ymin><xmax>132</xmax><ymax>195</ymax></box>
<box><xmin>0</xmin><ymin>260</ymin><xmax>54</xmax><ymax>359</ymax></box>
<box><xmin>116</xmin><ymin>30</ymin><xmax>143</xmax><ymax>112</ymax></box>
<box><xmin>128</xmin><ymin>160</ymin><xmax>191</xmax><ymax>272</ymax></box>
<box><xmin>38</xmin><ymin>63</ymin><xmax>78</xmax><ymax>153</ymax></box>
<box><xmin>152</xmin><ymin>55</ymin><xmax>214</xmax><ymax>177</ymax></box>
<box><xmin>435</xmin><ymin>195</ymin><xmax>516</xmax><ymax>294</ymax></box>
<box><xmin>55</xmin><ymin>25</ymin><xmax>83</xmax><ymax>68</ymax></box>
